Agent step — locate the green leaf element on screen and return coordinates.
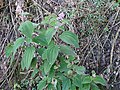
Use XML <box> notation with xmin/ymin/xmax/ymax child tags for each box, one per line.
<box><xmin>70</xmin><ymin>84</ymin><xmax>76</xmax><ymax>90</ymax></box>
<box><xmin>68</xmin><ymin>56</ymin><xmax>75</xmax><ymax>61</ymax></box>
<box><xmin>48</xmin><ymin>66</ymin><xmax>55</xmax><ymax>78</ymax></box>
<box><xmin>41</xmin><ymin>16</ymin><xmax>51</xmax><ymax>24</ymax></box>
<box><xmin>45</xmin><ymin>28</ymin><xmax>56</xmax><ymax>44</ymax></box>
<box><xmin>25</xmin><ymin>38</ymin><xmax>32</xmax><ymax>44</ymax></box>
<box><xmin>93</xmin><ymin>76</ymin><xmax>107</xmax><ymax>86</ymax></box>
<box><xmin>31</xmin><ymin>57</ymin><xmax>37</xmax><ymax>68</ymax></box>
<box><xmin>31</xmin><ymin>68</ymin><xmax>39</xmax><ymax>78</ymax></box>
<box><xmin>13</xmin><ymin>37</ymin><xmax>24</xmax><ymax>54</ymax></box>
<box><xmin>118</xmin><ymin>0</ymin><xmax>120</xmax><ymax>3</ymax></box>
<box><xmin>42</xmin><ymin>49</ymin><xmax>48</xmax><ymax>60</ymax></box>
<box><xmin>72</xmin><ymin>75</ymin><xmax>82</xmax><ymax>88</ymax></box>
<box><xmin>47</xmin><ymin>83</ymin><xmax>54</xmax><ymax>90</ymax></box>
<box><xmin>59</xmin><ymin>45</ymin><xmax>76</xmax><ymax>56</ymax></box>
<box><xmin>59</xmin><ymin>57</ymin><xmax>69</xmax><ymax>72</ymax></box>
<box><xmin>83</xmin><ymin>84</ymin><xmax>90</xmax><ymax>90</ymax></box>
<box><xmin>32</xmin><ymin>34</ymin><xmax>48</xmax><ymax>46</ymax></box>
<box><xmin>5</xmin><ymin>37</ymin><xmax>24</xmax><ymax>58</ymax></box>
<box><xmin>44</xmin><ymin>60</ymin><xmax>53</xmax><ymax>74</ymax></box>
<box><xmin>37</xmin><ymin>78</ymin><xmax>47</xmax><ymax>90</ymax></box>
<box><xmin>32</xmin><ymin>22</ymin><xmax>39</xmax><ymax>28</ymax></box>
<box><xmin>57</xmin><ymin>71</ymin><xmax>66</xmax><ymax>79</ymax></box>
<box><xmin>5</xmin><ymin>44</ymin><xmax>13</xmax><ymax>57</ymax></box>
<box><xmin>21</xmin><ymin>46</ymin><xmax>35</xmax><ymax>70</ymax></box>
<box><xmin>57</xmin><ymin>81</ymin><xmax>61</xmax><ymax>90</ymax></box>
<box><xmin>43</xmin><ymin>45</ymin><xmax>59</xmax><ymax>74</ymax></box>
<box><xmin>82</xmin><ymin>76</ymin><xmax>92</xmax><ymax>84</ymax></box>
<box><xmin>18</xmin><ymin>21</ymin><xmax>34</xmax><ymax>38</ymax></box>
<box><xmin>37</xmin><ymin>48</ymin><xmax>45</xmax><ymax>56</ymax></box>
<box><xmin>59</xmin><ymin>31</ymin><xmax>79</xmax><ymax>48</ymax></box>
<box><xmin>47</xmin><ymin>45</ymin><xmax>59</xmax><ymax>65</ymax></box>
<box><xmin>91</xmin><ymin>83</ymin><xmax>100</xmax><ymax>90</ymax></box>
<box><xmin>73</xmin><ymin>65</ymin><xmax>86</xmax><ymax>75</ymax></box>
<box><xmin>62</xmin><ymin>78</ymin><xmax>71</xmax><ymax>90</ymax></box>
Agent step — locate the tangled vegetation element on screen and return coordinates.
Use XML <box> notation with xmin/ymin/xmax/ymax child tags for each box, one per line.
<box><xmin>0</xmin><ymin>0</ymin><xmax>120</xmax><ymax>90</ymax></box>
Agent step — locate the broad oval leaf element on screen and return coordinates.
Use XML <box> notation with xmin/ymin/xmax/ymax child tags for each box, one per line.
<box><xmin>59</xmin><ymin>31</ymin><xmax>79</xmax><ymax>48</ymax></box>
<box><xmin>43</xmin><ymin>45</ymin><xmax>59</xmax><ymax>74</ymax></box>
<box><xmin>18</xmin><ymin>21</ymin><xmax>34</xmax><ymax>38</ymax></box>
<box><xmin>59</xmin><ymin>45</ymin><xmax>76</xmax><ymax>56</ymax></box>
<box><xmin>93</xmin><ymin>76</ymin><xmax>107</xmax><ymax>86</ymax></box>
<box><xmin>21</xmin><ymin>46</ymin><xmax>35</xmax><ymax>70</ymax></box>
<box><xmin>47</xmin><ymin>45</ymin><xmax>59</xmax><ymax>65</ymax></box>
<box><xmin>45</xmin><ymin>28</ymin><xmax>56</xmax><ymax>44</ymax></box>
